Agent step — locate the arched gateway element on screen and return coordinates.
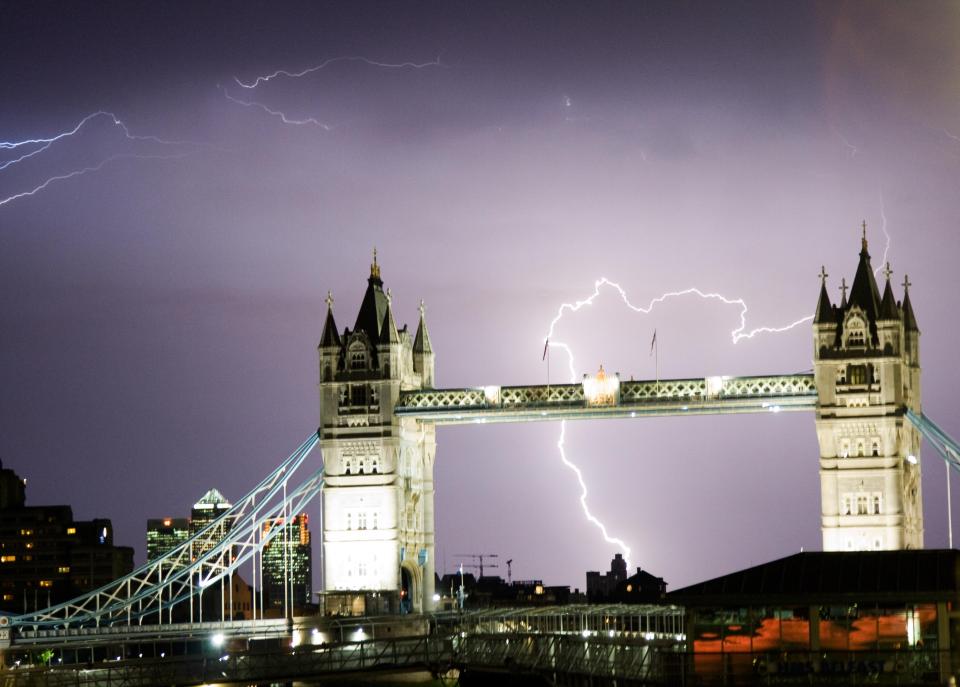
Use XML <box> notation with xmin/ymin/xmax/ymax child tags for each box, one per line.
<box><xmin>319</xmin><ymin>235</ymin><xmax>924</xmax><ymax>611</ymax></box>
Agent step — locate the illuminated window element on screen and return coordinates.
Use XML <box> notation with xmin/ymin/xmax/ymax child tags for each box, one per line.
<box><xmin>2</xmin><ymin>594</ymin><xmax>11</xmax><ymax>601</ymax></box>
<box><xmin>19</xmin><ymin>529</ymin><xmax>33</xmax><ymax>536</ymax></box>
<box><xmin>39</xmin><ymin>580</ymin><xmax>52</xmax><ymax>588</ymax></box>
<box><xmin>626</xmin><ymin>584</ymin><xmax>633</xmax><ymax>593</ymax></box>
<box><xmin>66</xmin><ymin>527</ymin><xmax>76</xmax><ymax>535</ymax></box>
<box><xmin>24</xmin><ymin>542</ymin><xmax>33</xmax><ymax>549</ymax></box>
<box><xmin>58</xmin><ymin>566</ymin><xmax>70</xmax><ymax>574</ymax></box>
<box><xmin>841</xmin><ymin>495</ymin><xmax>853</xmax><ymax>516</ymax></box>
<box><xmin>0</xmin><ymin>555</ymin><xmax>15</xmax><ymax>563</ymax></box>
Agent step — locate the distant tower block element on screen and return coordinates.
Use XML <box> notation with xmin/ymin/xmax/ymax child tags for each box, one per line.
<box><xmin>813</xmin><ymin>225</ymin><xmax>922</xmax><ymax>551</ymax></box>
<box><xmin>318</xmin><ymin>251</ymin><xmax>436</xmax><ymax>611</ymax></box>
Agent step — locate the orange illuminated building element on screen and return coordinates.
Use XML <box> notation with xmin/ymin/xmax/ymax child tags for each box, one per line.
<box><xmin>669</xmin><ymin>550</ymin><xmax>960</xmax><ymax>684</ymax></box>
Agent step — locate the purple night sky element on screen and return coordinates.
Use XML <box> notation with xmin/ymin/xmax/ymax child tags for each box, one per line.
<box><xmin>1</xmin><ymin>2</ymin><xmax>959</xmax><ymax>592</ymax></box>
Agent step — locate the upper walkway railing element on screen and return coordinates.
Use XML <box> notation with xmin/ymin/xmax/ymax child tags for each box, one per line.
<box><xmin>395</xmin><ymin>373</ymin><xmax>817</xmax><ymax>424</ymax></box>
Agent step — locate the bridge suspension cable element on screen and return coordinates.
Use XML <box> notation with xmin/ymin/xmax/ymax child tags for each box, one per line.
<box><xmin>11</xmin><ymin>432</ymin><xmax>323</xmax><ymax>631</ymax></box>
<box><xmin>906</xmin><ymin>409</ymin><xmax>960</xmax><ymax>471</ymax></box>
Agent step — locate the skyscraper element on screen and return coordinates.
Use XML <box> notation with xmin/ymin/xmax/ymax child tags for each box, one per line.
<box><xmin>261</xmin><ymin>513</ymin><xmax>312</xmax><ymax>611</ymax></box>
<box><xmin>190</xmin><ymin>488</ymin><xmax>233</xmax><ymax>557</ymax></box>
<box><xmin>146</xmin><ymin>518</ymin><xmax>190</xmax><ymax>561</ymax></box>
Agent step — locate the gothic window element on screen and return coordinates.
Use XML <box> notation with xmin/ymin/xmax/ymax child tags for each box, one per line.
<box><xmin>372</xmin><ymin>511</ymin><xmax>379</xmax><ymax>530</ymax></box>
<box><xmin>856</xmin><ymin>439</ymin><xmax>865</xmax><ymax>457</ymax></box>
<box><xmin>324</xmin><ymin>365</ymin><xmax>333</xmax><ymax>382</ymax></box>
<box><xmin>357</xmin><ymin>560</ymin><xmax>367</xmax><ymax>577</ymax></box>
<box><xmin>845</xmin><ymin>315</ymin><xmax>867</xmax><ymax>348</ymax></box>
<box><xmin>836</xmin><ymin>367</ymin><xmax>847</xmax><ymax>384</ymax></box>
<box><xmin>872</xmin><ymin>493</ymin><xmax>882</xmax><ymax>515</ymax></box>
<box><xmin>871</xmin><ymin>440</ymin><xmax>880</xmax><ymax>457</ymax></box>
<box><xmin>346</xmin><ymin>513</ymin><xmax>353</xmax><ymax>530</ymax></box>
<box><xmin>351</xmin><ymin>385</ymin><xmax>367</xmax><ymax>406</ymax></box>
<box><xmin>841</xmin><ymin>494</ymin><xmax>853</xmax><ymax>515</ymax></box>
<box><xmin>350</xmin><ymin>346</ymin><xmax>367</xmax><ymax>370</ymax></box>
<box><xmin>856</xmin><ymin>494</ymin><xmax>868</xmax><ymax>515</ymax></box>
<box><xmin>371</xmin><ymin>455</ymin><xmax>380</xmax><ymax>474</ymax></box>
<box><xmin>344</xmin><ymin>457</ymin><xmax>352</xmax><ymax>475</ymax></box>
<box><xmin>840</xmin><ymin>439</ymin><xmax>851</xmax><ymax>458</ymax></box>
<box><xmin>848</xmin><ymin>364</ymin><xmax>868</xmax><ymax>386</ymax></box>
<box><xmin>357</xmin><ymin>512</ymin><xmax>367</xmax><ymax>530</ymax></box>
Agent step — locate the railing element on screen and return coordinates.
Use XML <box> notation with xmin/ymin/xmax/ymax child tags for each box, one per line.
<box><xmin>395</xmin><ymin>373</ymin><xmax>817</xmax><ymax>423</ymax></box>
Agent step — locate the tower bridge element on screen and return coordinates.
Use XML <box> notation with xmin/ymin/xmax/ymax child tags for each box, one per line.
<box><xmin>2</xmin><ymin>233</ymin><xmax>959</xmax><ymax>677</ymax></box>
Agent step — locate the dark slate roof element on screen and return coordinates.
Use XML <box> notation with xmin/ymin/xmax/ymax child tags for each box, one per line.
<box><xmin>354</xmin><ymin>273</ymin><xmax>389</xmax><ymax>342</ymax></box>
<box><xmin>319</xmin><ymin>304</ymin><xmax>341</xmax><ymax>348</ymax></box>
<box><xmin>847</xmin><ymin>242</ymin><xmax>882</xmax><ymax>325</ymax></box>
<box><xmin>379</xmin><ymin>303</ymin><xmax>400</xmax><ymax>345</ymax></box>
<box><xmin>414</xmin><ymin>311</ymin><xmax>433</xmax><ymax>354</ymax></box>
<box><xmin>814</xmin><ymin>282</ymin><xmax>835</xmax><ymax>325</ymax></box>
<box><xmin>902</xmin><ymin>286</ymin><xmax>919</xmax><ymax>332</ymax></box>
<box><xmin>879</xmin><ymin>278</ymin><xmax>899</xmax><ymax>320</ymax></box>
<box><xmin>668</xmin><ymin>550</ymin><xmax>960</xmax><ymax>606</ymax></box>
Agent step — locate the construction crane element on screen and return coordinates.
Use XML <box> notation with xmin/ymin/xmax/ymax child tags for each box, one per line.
<box><xmin>455</xmin><ymin>553</ymin><xmax>499</xmax><ymax>578</ymax></box>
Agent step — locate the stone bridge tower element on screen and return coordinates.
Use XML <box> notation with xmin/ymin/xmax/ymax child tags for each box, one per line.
<box><xmin>813</xmin><ymin>227</ymin><xmax>922</xmax><ymax>551</ymax></box>
<box><xmin>318</xmin><ymin>253</ymin><xmax>436</xmax><ymax>612</ymax></box>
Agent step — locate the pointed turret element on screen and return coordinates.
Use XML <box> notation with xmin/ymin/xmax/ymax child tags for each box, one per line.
<box><xmin>879</xmin><ymin>264</ymin><xmax>899</xmax><ymax>320</ymax></box>
<box><xmin>379</xmin><ymin>290</ymin><xmax>400</xmax><ymax>345</ymax></box>
<box><xmin>354</xmin><ymin>248</ymin><xmax>390</xmax><ymax>341</ymax></box>
<box><xmin>814</xmin><ymin>266</ymin><xmax>834</xmax><ymax>324</ymax></box>
<box><xmin>847</xmin><ymin>221</ymin><xmax>882</xmax><ymax>324</ymax></box>
<box><xmin>320</xmin><ymin>291</ymin><xmax>341</xmax><ymax>348</ymax></box>
<box><xmin>902</xmin><ymin>275</ymin><xmax>919</xmax><ymax>332</ymax></box>
<box><xmin>413</xmin><ymin>300</ymin><xmax>435</xmax><ymax>387</ymax></box>
<box><xmin>413</xmin><ymin>300</ymin><xmax>433</xmax><ymax>355</ymax></box>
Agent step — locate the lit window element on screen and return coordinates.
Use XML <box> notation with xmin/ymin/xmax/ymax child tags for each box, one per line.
<box><xmin>0</xmin><ymin>555</ymin><xmax>15</xmax><ymax>563</ymax></box>
<box><xmin>2</xmin><ymin>594</ymin><xmax>12</xmax><ymax>601</ymax></box>
<box><xmin>39</xmin><ymin>580</ymin><xmax>52</xmax><ymax>588</ymax></box>
<box><xmin>24</xmin><ymin>542</ymin><xmax>33</xmax><ymax>549</ymax></box>
<box><xmin>66</xmin><ymin>527</ymin><xmax>76</xmax><ymax>535</ymax></box>
<box><xmin>58</xmin><ymin>566</ymin><xmax>70</xmax><ymax>574</ymax></box>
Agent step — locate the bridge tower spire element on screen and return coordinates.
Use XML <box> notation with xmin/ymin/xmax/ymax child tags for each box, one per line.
<box><xmin>813</xmin><ymin>227</ymin><xmax>922</xmax><ymax>552</ymax></box>
<box><xmin>318</xmin><ymin>256</ymin><xmax>436</xmax><ymax>613</ymax></box>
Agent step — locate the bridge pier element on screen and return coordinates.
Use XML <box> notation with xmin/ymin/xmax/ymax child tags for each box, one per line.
<box><xmin>319</xmin><ymin>254</ymin><xmax>437</xmax><ymax>612</ymax></box>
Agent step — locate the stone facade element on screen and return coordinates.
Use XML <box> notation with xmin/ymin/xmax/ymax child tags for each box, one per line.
<box><xmin>813</xmin><ymin>230</ymin><xmax>922</xmax><ymax>551</ymax></box>
<box><xmin>318</xmin><ymin>254</ymin><xmax>436</xmax><ymax>611</ymax></box>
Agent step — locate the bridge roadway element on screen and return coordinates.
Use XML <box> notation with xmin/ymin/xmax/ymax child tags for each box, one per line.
<box><xmin>2</xmin><ymin>605</ymin><xmax>686</xmax><ymax>686</ymax></box>
<box><xmin>395</xmin><ymin>373</ymin><xmax>817</xmax><ymax>424</ymax></box>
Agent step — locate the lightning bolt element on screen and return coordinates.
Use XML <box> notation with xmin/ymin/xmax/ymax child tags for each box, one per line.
<box><xmin>873</xmin><ymin>189</ymin><xmax>892</xmax><ymax>277</ymax></box>
<box><xmin>233</xmin><ymin>55</ymin><xmax>444</xmax><ymax>89</ymax></box>
<box><xmin>543</xmin><ymin>278</ymin><xmax>813</xmax><ymax>569</ymax></box>
<box><xmin>831</xmin><ymin>127</ymin><xmax>858</xmax><ymax>159</ymax></box>
<box><xmin>220</xmin><ymin>86</ymin><xmax>333</xmax><ymax>130</ymax></box>
<box><xmin>0</xmin><ymin>152</ymin><xmax>193</xmax><ymax>208</ymax></box>
<box><xmin>944</xmin><ymin>129</ymin><xmax>960</xmax><ymax>144</ymax></box>
<box><xmin>1</xmin><ymin>111</ymin><xmax>206</xmax><ymax>208</ymax></box>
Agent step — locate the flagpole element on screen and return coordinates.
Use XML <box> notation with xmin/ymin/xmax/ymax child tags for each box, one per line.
<box><xmin>655</xmin><ymin>332</ymin><xmax>660</xmax><ymax>396</ymax></box>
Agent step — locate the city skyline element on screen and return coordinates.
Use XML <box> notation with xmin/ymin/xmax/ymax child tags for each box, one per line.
<box><xmin>2</xmin><ymin>2</ymin><xmax>959</xmax><ymax>592</ymax></box>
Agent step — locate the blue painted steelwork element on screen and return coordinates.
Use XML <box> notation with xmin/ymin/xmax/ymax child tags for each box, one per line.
<box><xmin>9</xmin><ymin>433</ymin><xmax>323</xmax><ymax>632</ymax></box>
<box><xmin>907</xmin><ymin>409</ymin><xmax>960</xmax><ymax>470</ymax></box>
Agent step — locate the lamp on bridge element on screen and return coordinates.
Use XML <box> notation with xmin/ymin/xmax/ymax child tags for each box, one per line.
<box><xmin>583</xmin><ymin>365</ymin><xmax>620</xmax><ymax>406</ymax></box>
